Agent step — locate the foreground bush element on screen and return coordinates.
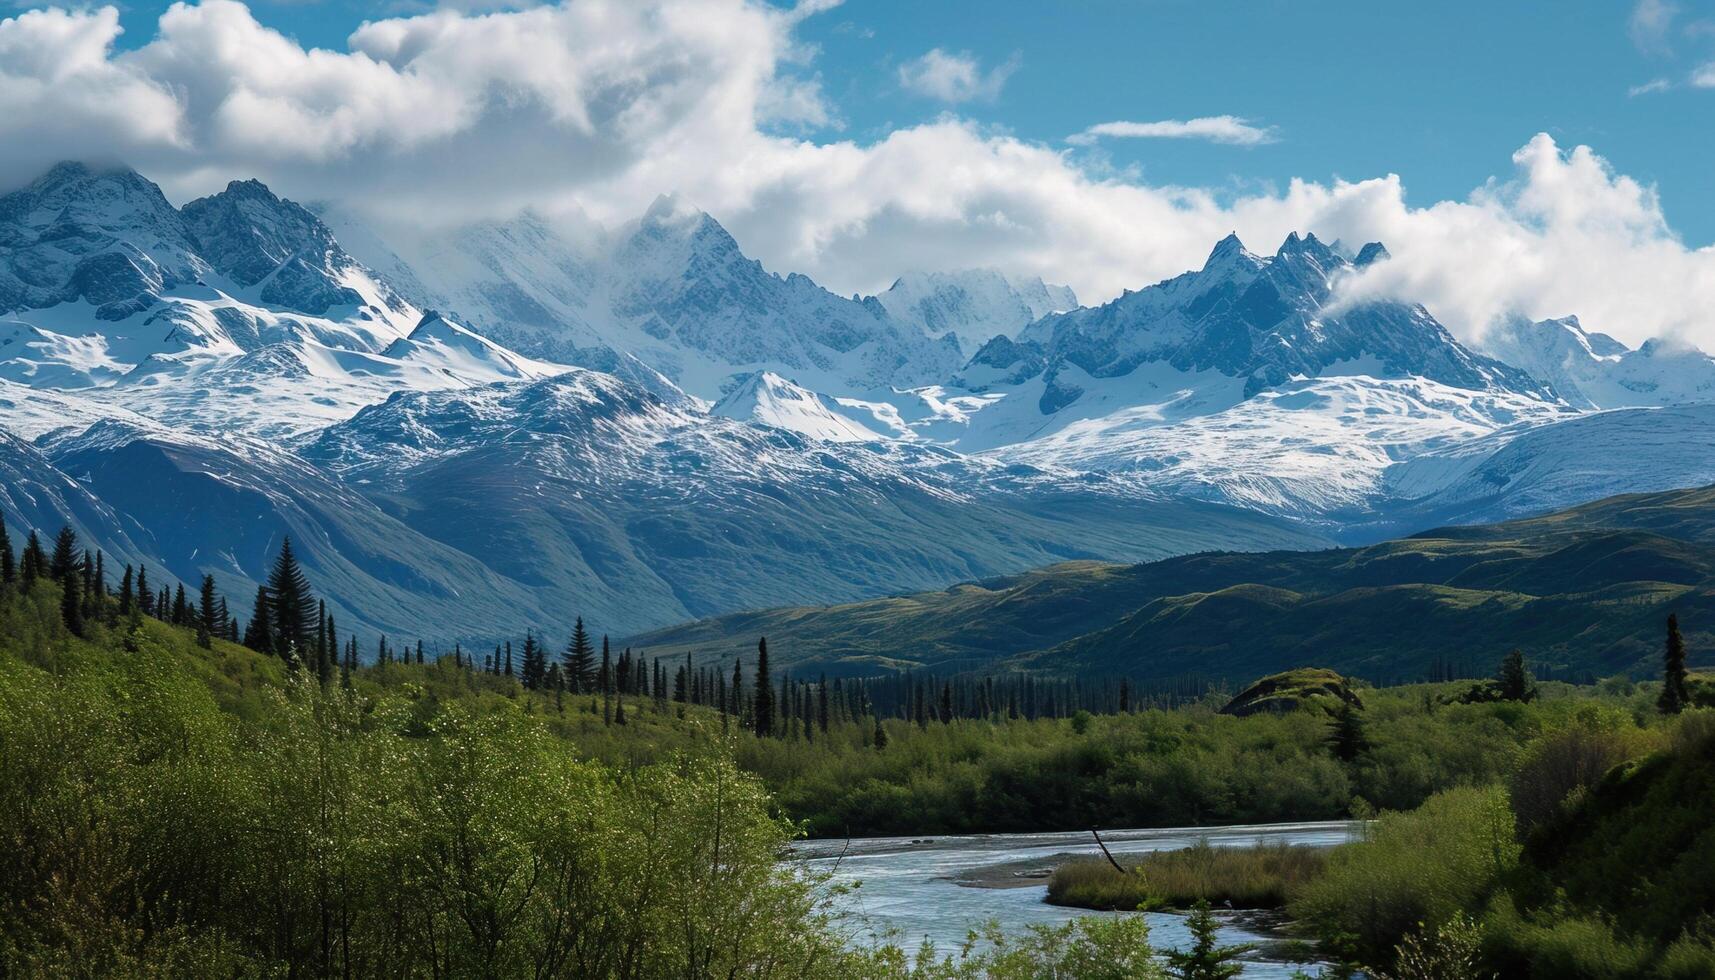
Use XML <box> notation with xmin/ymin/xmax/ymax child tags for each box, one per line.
<box><xmin>1047</xmin><ymin>841</ymin><xmax>1327</xmax><ymax>911</ymax></box>
<box><xmin>0</xmin><ymin>615</ymin><xmax>870</xmax><ymax>977</ymax></box>
<box><xmin>1288</xmin><ymin>785</ymin><xmax>1518</xmax><ymax>967</ymax></box>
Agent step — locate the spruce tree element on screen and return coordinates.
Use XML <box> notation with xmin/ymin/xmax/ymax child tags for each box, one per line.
<box><xmin>1497</xmin><ymin>649</ymin><xmax>1535</xmax><ymax>702</ymax></box>
<box><xmin>0</xmin><ymin>521</ymin><xmax>12</xmax><ymax>586</ymax></box>
<box><xmin>197</xmin><ymin>574</ymin><xmax>217</xmax><ymax>648</ymax></box>
<box><xmin>563</xmin><ymin>617</ymin><xmax>595</xmax><ymax>693</ymax></box>
<box><xmin>1328</xmin><ymin>702</ymin><xmax>1368</xmax><ymax>762</ymax></box>
<box><xmin>873</xmin><ymin>716</ymin><xmax>888</xmax><ymax>750</ymax></box>
<box><xmin>49</xmin><ymin>525</ymin><xmax>79</xmax><ymax>582</ymax></box>
<box><xmin>244</xmin><ymin>585</ymin><xmax>275</xmax><ymax>655</ymax></box>
<box><xmin>1164</xmin><ymin>900</ymin><xmax>1252</xmax><ymax>980</ymax></box>
<box><xmin>172</xmin><ymin>584</ymin><xmax>188</xmax><ymax>626</ymax></box>
<box><xmin>731</xmin><ymin>658</ymin><xmax>743</xmax><ymax>720</ymax></box>
<box><xmin>20</xmin><ymin>530</ymin><xmax>46</xmax><ymax>586</ymax></box>
<box><xmin>1660</xmin><ymin>613</ymin><xmax>1691</xmax><ymax>715</ymax></box>
<box><xmin>324</xmin><ymin>614</ymin><xmax>338</xmax><ymax>683</ymax></box>
<box><xmin>753</xmin><ymin>638</ymin><xmax>774</xmax><ymax>737</ymax></box>
<box><xmin>267</xmin><ymin>537</ymin><xmax>315</xmax><ymax>655</ymax></box>
<box><xmin>521</xmin><ymin>633</ymin><xmax>541</xmax><ymax>688</ymax></box>
<box><xmin>135</xmin><ymin>564</ymin><xmax>150</xmax><ymax>615</ymax></box>
<box><xmin>118</xmin><ymin>565</ymin><xmax>134</xmax><ymax>614</ymax></box>
<box><xmin>60</xmin><ymin>567</ymin><xmax>83</xmax><ymax>636</ymax></box>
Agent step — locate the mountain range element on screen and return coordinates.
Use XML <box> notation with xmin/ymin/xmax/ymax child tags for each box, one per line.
<box><xmin>3</xmin><ymin>159</ymin><xmax>1715</xmax><ymax>656</ymax></box>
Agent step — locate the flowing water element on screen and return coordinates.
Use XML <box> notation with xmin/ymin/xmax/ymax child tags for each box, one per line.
<box><xmin>793</xmin><ymin>820</ymin><xmax>1357</xmax><ymax>977</ymax></box>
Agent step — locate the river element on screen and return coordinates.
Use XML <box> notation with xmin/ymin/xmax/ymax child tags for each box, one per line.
<box><xmin>793</xmin><ymin>819</ymin><xmax>1356</xmax><ymax>977</ymax></box>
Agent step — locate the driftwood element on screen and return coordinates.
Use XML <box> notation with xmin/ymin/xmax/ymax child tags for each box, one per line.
<box><xmin>1090</xmin><ymin>829</ymin><xmax>1127</xmax><ymax>874</ymax></box>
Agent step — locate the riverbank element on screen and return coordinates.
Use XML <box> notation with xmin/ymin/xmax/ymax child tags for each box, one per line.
<box><xmin>793</xmin><ymin>820</ymin><xmax>1352</xmax><ymax>977</ymax></box>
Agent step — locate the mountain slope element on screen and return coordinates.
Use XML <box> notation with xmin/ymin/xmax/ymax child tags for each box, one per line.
<box><xmin>628</xmin><ymin>482</ymin><xmax>1715</xmax><ymax>681</ymax></box>
<box><xmin>1479</xmin><ymin>315</ymin><xmax>1715</xmax><ymax>410</ymax></box>
<box><xmin>874</xmin><ymin>269</ymin><xmax>1076</xmax><ymax>352</ymax></box>
<box><xmin>294</xmin><ymin>371</ymin><xmax>1326</xmax><ymax>637</ymax></box>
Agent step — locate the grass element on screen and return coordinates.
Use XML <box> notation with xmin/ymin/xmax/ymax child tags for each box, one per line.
<box><xmin>1046</xmin><ymin>840</ymin><xmax>1329</xmax><ymax>911</ymax></box>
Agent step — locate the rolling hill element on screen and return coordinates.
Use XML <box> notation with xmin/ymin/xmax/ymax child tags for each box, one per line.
<box><xmin>628</xmin><ymin>482</ymin><xmax>1715</xmax><ymax>682</ymax></box>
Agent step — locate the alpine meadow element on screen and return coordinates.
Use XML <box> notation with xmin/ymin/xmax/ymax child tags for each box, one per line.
<box><xmin>3</xmin><ymin>0</ymin><xmax>1715</xmax><ymax>977</ymax></box>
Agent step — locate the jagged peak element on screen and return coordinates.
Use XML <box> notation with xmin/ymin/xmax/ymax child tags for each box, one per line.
<box><xmin>1275</xmin><ymin>230</ymin><xmax>1337</xmax><ymax>259</ymax></box>
<box><xmin>1200</xmin><ymin>232</ymin><xmax>1260</xmax><ymax>274</ymax></box>
<box><xmin>1354</xmin><ymin>241</ymin><xmax>1391</xmax><ymax>267</ymax></box>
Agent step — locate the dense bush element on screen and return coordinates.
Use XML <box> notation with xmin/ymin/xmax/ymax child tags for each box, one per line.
<box><xmin>1288</xmin><ymin>785</ymin><xmax>1519</xmax><ymax>966</ymax></box>
<box><xmin>0</xmin><ymin>592</ymin><xmax>870</xmax><ymax>977</ymax></box>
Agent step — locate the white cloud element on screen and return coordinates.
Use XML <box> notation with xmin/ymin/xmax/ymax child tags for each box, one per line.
<box><xmin>1629</xmin><ymin>77</ymin><xmax>1673</xmax><ymax>95</ymax></box>
<box><xmin>1631</xmin><ymin>0</ymin><xmax>1680</xmax><ymax>54</ymax></box>
<box><xmin>1067</xmin><ymin>116</ymin><xmax>1277</xmax><ymax>147</ymax></box>
<box><xmin>0</xmin><ymin>0</ymin><xmax>1711</xmax><ymax>351</ymax></box>
<box><xmin>896</xmin><ymin>47</ymin><xmax>1017</xmax><ymax>103</ymax></box>
<box><xmin>1694</xmin><ymin>61</ymin><xmax>1715</xmax><ymax>86</ymax></box>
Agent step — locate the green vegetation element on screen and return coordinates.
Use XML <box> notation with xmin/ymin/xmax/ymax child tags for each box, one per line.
<box><xmin>1285</xmin><ymin>709</ymin><xmax>1715</xmax><ymax>978</ymax></box>
<box><xmin>5</xmin><ymin>516</ymin><xmax>1712</xmax><ymax>977</ymax></box>
<box><xmin>631</xmin><ymin>482</ymin><xmax>1715</xmax><ymax>682</ymax></box>
<box><xmin>739</xmin><ymin>678</ymin><xmax>1649</xmax><ymax>837</ymax></box>
<box><xmin>1047</xmin><ymin>842</ymin><xmax>1327</xmax><ymax>911</ymax></box>
<box><xmin>1218</xmin><ymin>667</ymin><xmax>1361</xmax><ymax>717</ymax></box>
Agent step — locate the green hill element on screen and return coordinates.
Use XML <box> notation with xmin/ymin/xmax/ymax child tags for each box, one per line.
<box><xmin>629</xmin><ymin>483</ymin><xmax>1715</xmax><ymax>682</ymax></box>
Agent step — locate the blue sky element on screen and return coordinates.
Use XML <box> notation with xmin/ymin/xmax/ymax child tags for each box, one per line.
<box><xmin>102</xmin><ymin>0</ymin><xmax>1715</xmax><ymax>243</ymax></box>
<box><xmin>6</xmin><ymin>0</ymin><xmax>1712</xmax><ymax>343</ymax></box>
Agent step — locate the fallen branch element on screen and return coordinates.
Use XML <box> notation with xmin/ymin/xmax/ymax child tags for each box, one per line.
<box><xmin>1091</xmin><ymin>828</ymin><xmax>1127</xmax><ymax>874</ymax></box>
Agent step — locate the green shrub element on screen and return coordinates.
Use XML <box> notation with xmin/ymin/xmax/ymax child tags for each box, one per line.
<box><xmin>1289</xmin><ymin>785</ymin><xmax>1518</xmax><ymax>967</ymax></box>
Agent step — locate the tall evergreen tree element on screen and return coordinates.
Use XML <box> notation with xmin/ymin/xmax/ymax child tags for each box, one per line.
<box><xmin>0</xmin><ymin>520</ymin><xmax>12</xmax><ymax>585</ymax></box>
<box><xmin>244</xmin><ymin>585</ymin><xmax>275</xmax><ymax>655</ymax></box>
<box><xmin>1328</xmin><ymin>702</ymin><xmax>1368</xmax><ymax>762</ymax></box>
<box><xmin>135</xmin><ymin>564</ymin><xmax>150</xmax><ymax>615</ymax></box>
<box><xmin>267</xmin><ymin>537</ymin><xmax>316</xmax><ymax>655</ymax></box>
<box><xmin>752</xmin><ymin>638</ymin><xmax>775</xmax><ymax>737</ymax></box>
<box><xmin>118</xmin><ymin>565</ymin><xmax>134</xmax><ymax>614</ymax></box>
<box><xmin>1660</xmin><ymin>613</ymin><xmax>1691</xmax><ymax>715</ymax></box>
<box><xmin>324</xmin><ymin>614</ymin><xmax>337</xmax><ymax>679</ymax></box>
<box><xmin>521</xmin><ymin>632</ymin><xmax>542</xmax><ymax>688</ymax></box>
<box><xmin>20</xmin><ymin>530</ymin><xmax>46</xmax><ymax>587</ymax></box>
<box><xmin>563</xmin><ymin>617</ymin><xmax>595</xmax><ymax>693</ymax></box>
<box><xmin>171</xmin><ymin>584</ymin><xmax>188</xmax><ymax>626</ymax></box>
<box><xmin>49</xmin><ymin>525</ymin><xmax>79</xmax><ymax>582</ymax></box>
<box><xmin>60</xmin><ymin>565</ymin><xmax>83</xmax><ymax>636</ymax></box>
<box><xmin>197</xmin><ymin>574</ymin><xmax>218</xmax><ymax>648</ymax></box>
<box><xmin>1497</xmin><ymin>649</ymin><xmax>1536</xmax><ymax>702</ymax></box>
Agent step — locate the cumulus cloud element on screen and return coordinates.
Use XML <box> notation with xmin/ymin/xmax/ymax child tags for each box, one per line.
<box><xmin>1067</xmin><ymin>116</ymin><xmax>1277</xmax><ymax>146</ymax></box>
<box><xmin>896</xmin><ymin>47</ymin><xmax>1017</xmax><ymax>103</ymax></box>
<box><xmin>1695</xmin><ymin>61</ymin><xmax>1715</xmax><ymax>86</ymax></box>
<box><xmin>0</xmin><ymin>0</ymin><xmax>1711</xmax><ymax>351</ymax></box>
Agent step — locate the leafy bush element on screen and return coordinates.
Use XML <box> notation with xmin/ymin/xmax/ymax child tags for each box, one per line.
<box><xmin>1288</xmin><ymin>785</ymin><xmax>1518</xmax><ymax>967</ymax></box>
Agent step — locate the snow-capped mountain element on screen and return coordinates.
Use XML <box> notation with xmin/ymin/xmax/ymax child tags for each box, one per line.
<box><xmin>321</xmin><ymin>196</ymin><xmax>964</xmax><ymax>402</ymax></box>
<box><xmin>5</xmin><ymin>158</ymin><xmax>1715</xmax><ymax>646</ymax></box>
<box><xmin>1479</xmin><ymin>315</ymin><xmax>1715</xmax><ymax>410</ymax></box>
<box><xmin>0</xmin><ymin>162</ymin><xmax>208</xmax><ymax>321</ymax></box>
<box><xmin>1015</xmin><ymin>232</ymin><xmax>1550</xmax><ymax>402</ymax></box>
<box><xmin>874</xmin><ymin>269</ymin><xmax>1076</xmax><ymax>353</ymax></box>
<box><xmin>710</xmin><ymin>371</ymin><xmax>889</xmax><ymax>443</ymax></box>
